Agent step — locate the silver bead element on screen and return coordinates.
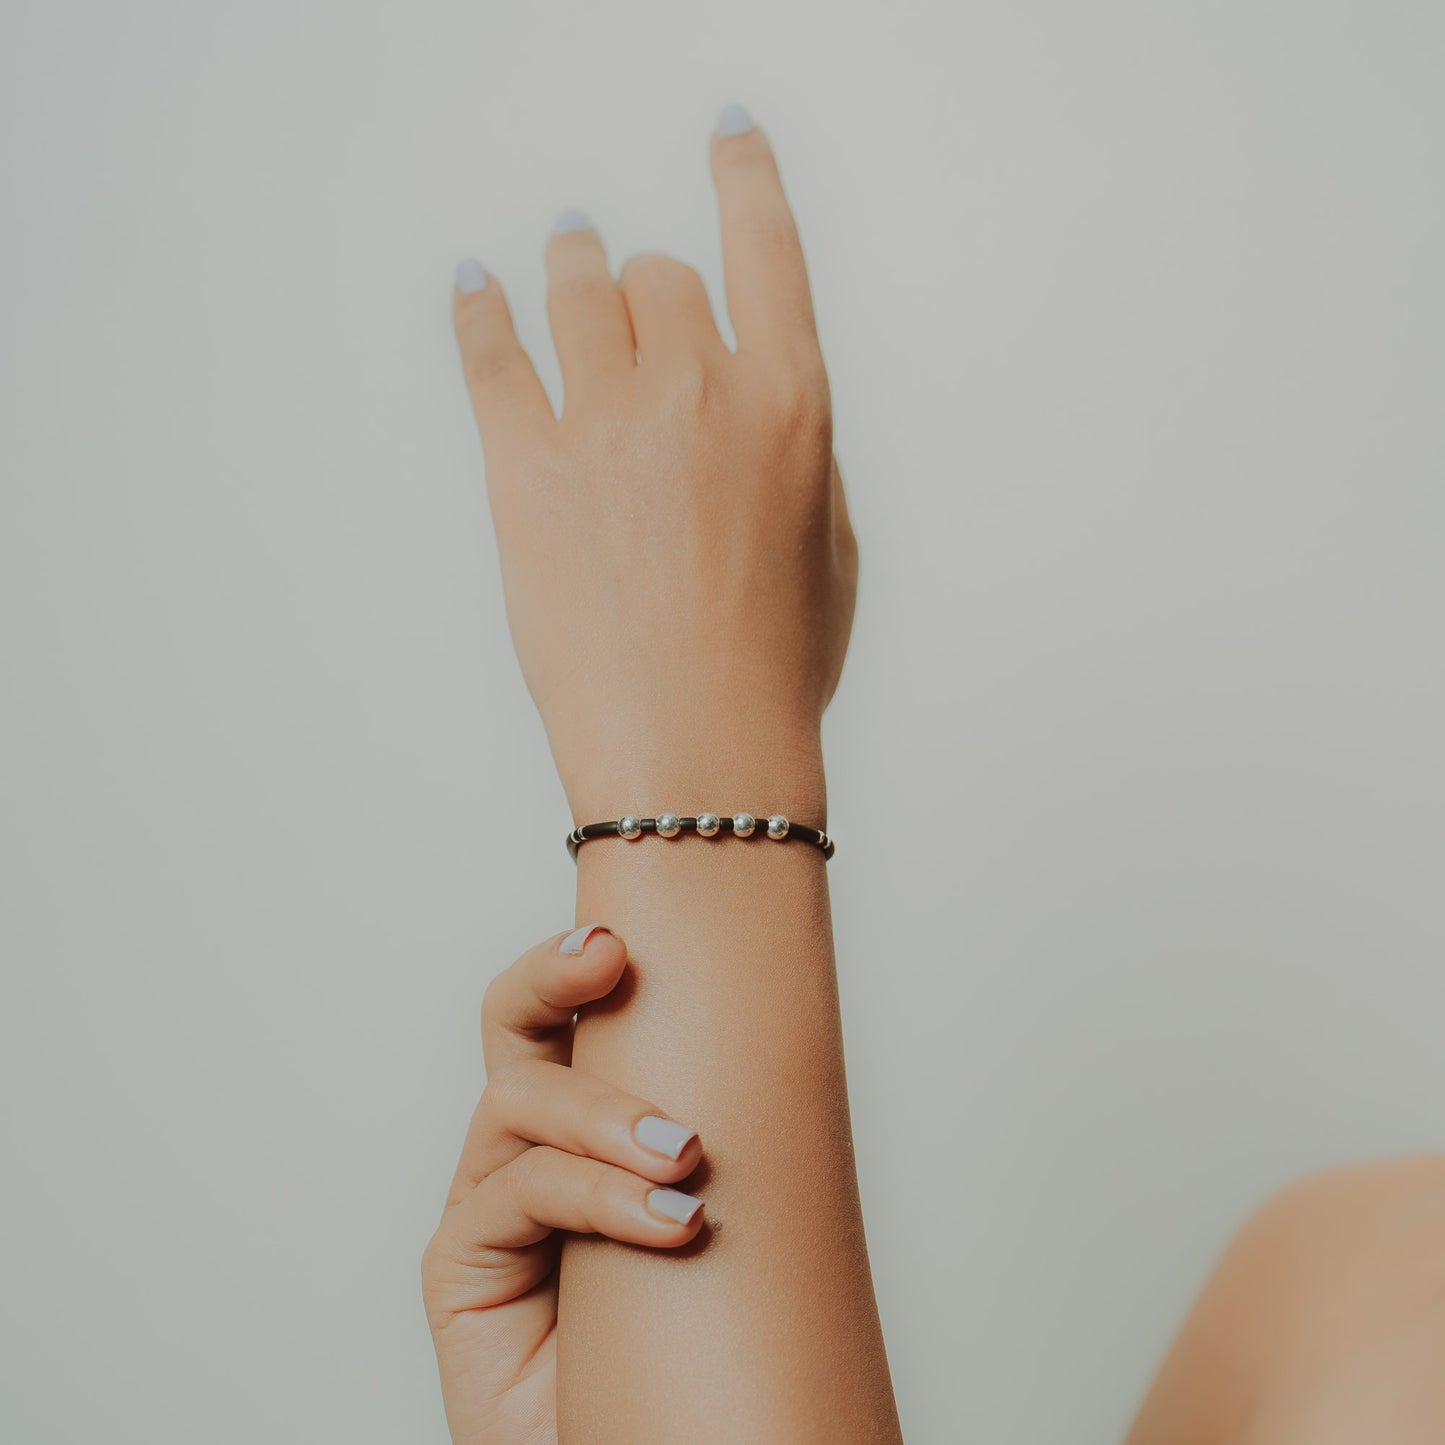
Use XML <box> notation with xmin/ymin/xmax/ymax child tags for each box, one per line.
<box><xmin>618</xmin><ymin>815</ymin><xmax>643</xmax><ymax>840</ymax></box>
<box><xmin>767</xmin><ymin>814</ymin><xmax>790</xmax><ymax>839</ymax></box>
<box><xmin>696</xmin><ymin>812</ymin><xmax>721</xmax><ymax>837</ymax></box>
<box><xmin>732</xmin><ymin>812</ymin><xmax>756</xmax><ymax>837</ymax></box>
<box><xmin>656</xmin><ymin>812</ymin><xmax>681</xmax><ymax>838</ymax></box>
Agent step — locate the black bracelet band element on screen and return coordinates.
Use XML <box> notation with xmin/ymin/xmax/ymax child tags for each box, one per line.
<box><xmin>566</xmin><ymin>812</ymin><xmax>834</xmax><ymax>862</ymax></box>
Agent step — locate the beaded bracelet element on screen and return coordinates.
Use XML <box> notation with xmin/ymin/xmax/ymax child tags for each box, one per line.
<box><xmin>567</xmin><ymin>812</ymin><xmax>834</xmax><ymax>862</ymax></box>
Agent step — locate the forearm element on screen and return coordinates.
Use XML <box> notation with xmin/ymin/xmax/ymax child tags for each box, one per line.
<box><xmin>448</xmin><ymin>106</ymin><xmax>874</xmax><ymax>1445</ymax></box>
<box><xmin>556</xmin><ymin>738</ymin><xmax>901</xmax><ymax>1442</ymax></box>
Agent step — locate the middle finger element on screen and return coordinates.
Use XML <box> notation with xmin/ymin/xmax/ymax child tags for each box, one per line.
<box><xmin>545</xmin><ymin>210</ymin><xmax>635</xmax><ymax>416</ymax></box>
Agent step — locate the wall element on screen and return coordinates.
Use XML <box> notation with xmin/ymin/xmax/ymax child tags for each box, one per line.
<box><xmin>3</xmin><ymin>2</ymin><xmax>1442</xmax><ymax>1439</ymax></box>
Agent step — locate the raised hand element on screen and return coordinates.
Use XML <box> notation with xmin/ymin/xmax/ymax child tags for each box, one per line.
<box><xmin>450</xmin><ymin>107</ymin><xmax>857</xmax><ymax>824</ymax></box>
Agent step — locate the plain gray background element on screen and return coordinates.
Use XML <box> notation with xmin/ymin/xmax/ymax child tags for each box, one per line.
<box><xmin>3</xmin><ymin>1</ymin><xmax>1442</xmax><ymax>1440</ymax></box>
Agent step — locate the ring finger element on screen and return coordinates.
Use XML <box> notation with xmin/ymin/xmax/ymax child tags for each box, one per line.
<box><xmin>429</xmin><ymin>1147</ymin><xmax>706</xmax><ymax>1311</ymax></box>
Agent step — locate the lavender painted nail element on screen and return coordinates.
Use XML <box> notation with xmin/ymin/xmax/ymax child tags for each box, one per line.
<box><xmin>454</xmin><ymin>257</ymin><xmax>488</xmax><ymax>293</ymax></box>
<box><xmin>636</xmin><ymin>1115</ymin><xmax>697</xmax><ymax>1161</ymax></box>
<box><xmin>716</xmin><ymin>103</ymin><xmax>753</xmax><ymax>138</ymax></box>
<box><xmin>647</xmin><ymin>1188</ymin><xmax>704</xmax><ymax>1225</ymax></box>
<box><xmin>560</xmin><ymin>923</ymin><xmax>607</xmax><ymax>956</ymax></box>
<box><xmin>552</xmin><ymin>207</ymin><xmax>592</xmax><ymax>235</ymax></box>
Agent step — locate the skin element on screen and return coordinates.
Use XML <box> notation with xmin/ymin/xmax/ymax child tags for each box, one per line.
<box><xmin>1125</xmin><ymin>1154</ymin><xmax>1445</xmax><ymax>1445</ymax></box>
<box><xmin>423</xmin><ymin>106</ymin><xmax>1445</xmax><ymax>1443</ymax></box>
<box><xmin>422</xmin><ymin>926</ymin><xmax>714</xmax><ymax>1443</ymax></box>
<box><xmin>424</xmin><ymin>110</ymin><xmax>896</xmax><ymax>1443</ymax></box>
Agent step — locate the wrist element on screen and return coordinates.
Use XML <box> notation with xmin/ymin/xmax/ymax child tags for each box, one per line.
<box><xmin>558</xmin><ymin>727</ymin><xmax>828</xmax><ymax>831</ymax></box>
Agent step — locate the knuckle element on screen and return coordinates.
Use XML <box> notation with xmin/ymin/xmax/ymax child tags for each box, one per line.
<box><xmin>620</xmin><ymin>250</ymin><xmax>671</xmax><ymax>286</ymax></box>
<box><xmin>479</xmin><ymin>972</ymin><xmax>507</xmax><ymax>1034</ymax></box>
<box><xmin>661</xmin><ymin>361</ymin><xmax>715</xmax><ymax>415</ymax></box>
<box><xmin>736</xmin><ymin>204</ymin><xmax>801</xmax><ymax>259</ymax></box>
<box><xmin>789</xmin><ymin>346</ymin><xmax>830</xmax><ymax>397</ymax></box>
<box><xmin>549</xmin><ymin>271</ymin><xmax>616</xmax><ymax>309</ymax></box>
<box><xmin>504</xmin><ymin>1142</ymin><xmax>546</xmax><ymax>1206</ymax></box>
<box><xmin>419</xmin><ymin>1226</ymin><xmax>466</xmax><ymax>1326</ymax></box>
<box><xmin>576</xmin><ymin>1069</ymin><xmax>627</xmax><ymax>1119</ymax></box>
<box><xmin>772</xmin><ymin>371</ymin><xmax>831</xmax><ymax>445</ymax></box>
<box><xmin>482</xmin><ymin>1057</ymin><xmax>538</xmax><ymax>1116</ymax></box>
<box><xmin>571</xmin><ymin>407</ymin><xmax>631</xmax><ymax>458</ymax></box>
<box><xmin>582</xmin><ymin>1160</ymin><xmax>617</xmax><ymax>1217</ymax></box>
<box><xmin>462</xmin><ymin>341</ymin><xmax>520</xmax><ymax>391</ymax></box>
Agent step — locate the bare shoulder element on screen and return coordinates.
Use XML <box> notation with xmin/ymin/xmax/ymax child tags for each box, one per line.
<box><xmin>1126</xmin><ymin>1154</ymin><xmax>1445</xmax><ymax>1445</ymax></box>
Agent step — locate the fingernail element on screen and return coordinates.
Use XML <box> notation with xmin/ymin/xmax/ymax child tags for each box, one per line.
<box><xmin>552</xmin><ymin>207</ymin><xmax>592</xmax><ymax>235</ymax></box>
<box><xmin>647</xmin><ymin>1188</ymin><xmax>704</xmax><ymax>1225</ymax></box>
<box><xmin>454</xmin><ymin>257</ymin><xmax>488</xmax><ymax>293</ymax></box>
<box><xmin>635</xmin><ymin>1115</ymin><xmax>698</xmax><ymax>1161</ymax></box>
<box><xmin>716</xmin><ymin>103</ymin><xmax>753</xmax><ymax>138</ymax></box>
<box><xmin>561</xmin><ymin>923</ymin><xmax>609</xmax><ymax>956</ymax></box>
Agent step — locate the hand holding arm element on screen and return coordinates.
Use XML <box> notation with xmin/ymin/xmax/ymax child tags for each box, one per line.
<box><xmin>422</xmin><ymin>925</ymin><xmax>709</xmax><ymax>1444</ymax></box>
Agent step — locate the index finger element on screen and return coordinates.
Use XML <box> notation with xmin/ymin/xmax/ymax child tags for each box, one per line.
<box><xmin>709</xmin><ymin>106</ymin><xmax>821</xmax><ymax>361</ymax></box>
<box><xmin>451</xmin><ymin>260</ymin><xmax>556</xmax><ymax>462</ymax></box>
<box><xmin>480</xmin><ymin>923</ymin><xmax>628</xmax><ymax>1075</ymax></box>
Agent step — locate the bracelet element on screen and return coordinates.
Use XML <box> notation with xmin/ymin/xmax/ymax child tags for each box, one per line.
<box><xmin>566</xmin><ymin>812</ymin><xmax>835</xmax><ymax>862</ymax></box>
